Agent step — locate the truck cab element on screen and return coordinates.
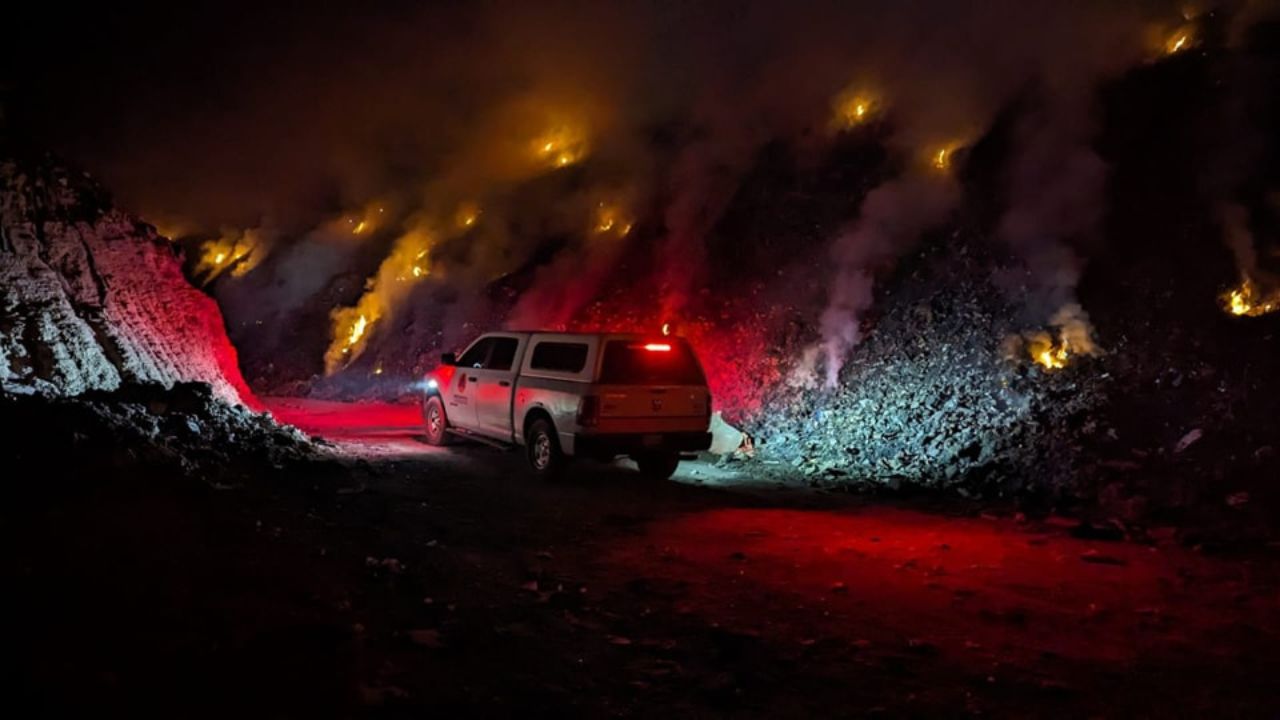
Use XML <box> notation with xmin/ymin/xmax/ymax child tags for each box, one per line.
<box><xmin>421</xmin><ymin>332</ymin><xmax>712</xmax><ymax>479</ymax></box>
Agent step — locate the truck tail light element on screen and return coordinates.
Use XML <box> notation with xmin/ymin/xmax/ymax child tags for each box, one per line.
<box><xmin>577</xmin><ymin>395</ymin><xmax>600</xmax><ymax>427</ymax></box>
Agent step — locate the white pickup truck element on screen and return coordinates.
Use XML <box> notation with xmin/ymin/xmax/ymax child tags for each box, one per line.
<box><xmin>421</xmin><ymin>332</ymin><xmax>713</xmax><ymax>479</ymax></box>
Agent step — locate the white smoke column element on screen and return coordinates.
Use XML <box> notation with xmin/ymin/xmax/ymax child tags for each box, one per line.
<box><xmin>997</xmin><ymin>93</ymin><xmax>1108</xmax><ymax>322</ymax></box>
<box><xmin>994</xmin><ymin>3</ymin><xmax>1149</xmax><ymax>330</ymax></box>
<box><xmin>821</xmin><ymin>173</ymin><xmax>960</xmax><ymax>387</ymax></box>
<box><xmin>1222</xmin><ymin>202</ymin><xmax>1279</xmax><ymax>286</ymax></box>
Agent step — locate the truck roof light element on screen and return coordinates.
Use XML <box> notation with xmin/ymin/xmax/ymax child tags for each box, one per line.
<box><xmin>643</xmin><ymin>343</ymin><xmax>671</xmax><ymax>352</ymax></box>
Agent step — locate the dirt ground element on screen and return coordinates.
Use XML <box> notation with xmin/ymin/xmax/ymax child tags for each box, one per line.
<box><xmin>6</xmin><ymin>398</ymin><xmax>1280</xmax><ymax>717</ymax></box>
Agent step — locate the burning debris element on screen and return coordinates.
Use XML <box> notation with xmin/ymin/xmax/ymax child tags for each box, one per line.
<box><xmin>324</xmin><ymin>224</ymin><xmax>435</xmax><ymax>374</ymax></box>
<box><xmin>533</xmin><ymin>124</ymin><xmax>589</xmax><ymax>170</ymax></box>
<box><xmin>592</xmin><ymin>201</ymin><xmax>633</xmax><ymax>237</ymax></box>
<box><xmin>1223</xmin><ymin>277</ymin><xmax>1279</xmax><ymax>317</ymax></box>
<box><xmin>1163</xmin><ymin>24</ymin><xmax>1198</xmax><ymax>56</ymax></box>
<box><xmin>931</xmin><ymin>146</ymin><xmax>955</xmax><ymax>172</ymax></box>
<box><xmin>196</xmin><ymin>228</ymin><xmax>267</xmax><ymax>284</ymax></box>
<box><xmin>830</xmin><ymin>88</ymin><xmax>879</xmax><ymax>132</ymax></box>
<box><xmin>344</xmin><ymin>203</ymin><xmax>388</xmax><ymax>237</ymax></box>
<box><xmin>1003</xmin><ymin>304</ymin><xmax>1101</xmax><ymax>372</ymax></box>
<box><xmin>760</xmin><ymin>238</ymin><xmax>1109</xmax><ymax>492</ymax></box>
<box><xmin>454</xmin><ymin>202</ymin><xmax>481</xmax><ymax>230</ymax></box>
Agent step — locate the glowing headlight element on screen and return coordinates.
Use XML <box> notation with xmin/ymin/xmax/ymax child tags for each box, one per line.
<box><xmin>426</xmin><ymin>378</ymin><xmax>438</xmax><ymax>390</ymax></box>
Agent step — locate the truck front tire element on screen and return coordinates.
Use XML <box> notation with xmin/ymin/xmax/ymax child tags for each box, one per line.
<box><xmin>422</xmin><ymin>395</ymin><xmax>449</xmax><ymax>446</ymax></box>
<box><xmin>526</xmin><ymin>418</ymin><xmax>566</xmax><ymax>479</ymax></box>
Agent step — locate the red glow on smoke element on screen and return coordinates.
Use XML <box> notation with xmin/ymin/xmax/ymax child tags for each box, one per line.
<box><xmin>567</xmin><ymin>296</ymin><xmax>786</xmax><ymax>423</ymax></box>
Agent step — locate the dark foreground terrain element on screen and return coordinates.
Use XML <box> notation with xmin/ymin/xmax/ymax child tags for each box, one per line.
<box><xmin>6</xmin><ymin>398</ymin><xmax>1280</xmax><ymax>717</ymax></box>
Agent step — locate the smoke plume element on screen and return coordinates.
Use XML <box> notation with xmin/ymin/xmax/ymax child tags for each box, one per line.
<box><xmin>8</xmin><ymin>0</ymin><xmax>1268</xmax><ymax>384</ymax></box>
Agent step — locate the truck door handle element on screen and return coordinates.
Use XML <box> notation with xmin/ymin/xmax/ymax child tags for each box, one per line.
<box><xmin>498</xmin><ymin>380</ymin><xmax>511</xmax><ymax>387</ymax></box>
<box><xmin>467</xmin><ymin>376</ymin><xmax>478</xmax><ymax>382</ymax></box>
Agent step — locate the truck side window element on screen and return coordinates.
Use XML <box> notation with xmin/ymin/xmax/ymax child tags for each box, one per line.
<box><xmin>529</xmin><ymin>342</ymin><xmax>588</xmax><ymax>372</ymax></box>
<box><xmin>457</xmin><ymin>338</ymin><xmax>493</xmax><ymax>369</ymax></box>
<box><xmin>487</xmin><ymin>338</ymin><xmax>519</xmax><ymax>371</ymax></box>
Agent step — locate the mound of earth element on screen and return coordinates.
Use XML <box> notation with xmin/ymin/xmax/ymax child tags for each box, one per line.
<box><xmin>0</xmin><ymin>151</ymin><xmax>254</xmax><ymax>407</ymax></box>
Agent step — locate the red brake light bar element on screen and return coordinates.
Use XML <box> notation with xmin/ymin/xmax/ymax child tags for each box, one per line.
<box><xmin>643</xmin><ymin>343</ymin><xmax>671</xmax><ymax>352</ymax></box>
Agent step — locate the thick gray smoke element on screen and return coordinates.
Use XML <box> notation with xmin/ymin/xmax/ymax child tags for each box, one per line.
<box><xmin>821</xmin><ymin>174</ymin><xmax>959</xmax><ymax>386</ymax></box>
<box><xmin>815</xmin><ymin>1</ymin><xmax>1153</xmax><ymax>381</ymax></box>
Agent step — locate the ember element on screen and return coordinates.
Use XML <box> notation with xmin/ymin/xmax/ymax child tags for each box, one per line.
<box><xmin>592</xmin><ymin>201</ymin><xmax>632</xmax><ymax>237</ymax></box>
<box><xmin>831</xmin><ymin>88</ymin><xmax>878</xmax><ymax>131</ymax></box>
<box><xmin>931</xmin><ymin>145</ymin><xmax>956</xmax><ymax>171</ymax></box>
<box><xmin>346</xmin><ymin>204</ymin><xmax>386</xmax><ymax>237</ymax></box>
<box><xmin>1164</xmin><ymin>25</ymin><xmax>1196</xmax><ymax>55</ymax></box>
<box><xmin>455</xmin><ymin>202</ymin><xmax>481</xmax><ymax>230</ymax></box>
<box><xmin>534</xmin><ymin>124</ymin><xmax>588</xmax><ymax>169</ymax></box>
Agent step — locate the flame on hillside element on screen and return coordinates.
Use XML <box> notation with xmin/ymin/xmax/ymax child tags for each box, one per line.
<box><xmin>346</xmin><ymin>204</ymin><xmax>386</xmax><ymax>236</ymax></box>
<box><xmin>1223</xmin><ymin>277</ymin><xmax>1279</xmax><ymax>317</ymax></box>
<box><xmin>196</xmin><ymin>228</ymin><xmax>267</xmax><ymax>284</ymax></box>
<box><xmin>1164</xmin><ymin>24</ymin><xmax>1196</xmax><ymax>55</ymax></box>
<box><xmin>929</xmin><ymin>143</ymin><xmax>962</xmax><ymax>172</ymax></box>
<box><xmin>1004</xmin><ymin>303</ymin><xmax>1100</xmax><ymax>372</ymax></box>
<box><xmin>1026</xmin><ymin>331</ymin><xmax>1070</xmax><ymax>370</ymax></box>
<box><xmin>324</xmin><ymin>225</ymin><xmax>436</xmax><ymax>374</ymax></box>
<box><xmin>455</xmin><ymin>202</ymin><xmax>481</xmax><ymax>230</ymax></box>
<box><xmin>830</xmin><ymin>88</ymin><xmax>879</xmax><ymax>132</ymax></box>
<box><xmin>592</xmin><ymin>201</ymin><xmax>633</xmax><ymax>237</ymax></box>
<box><xmin>534</xmin><ymin>125</ymin><xmax>588</xmax><ymax>169</ymax></box>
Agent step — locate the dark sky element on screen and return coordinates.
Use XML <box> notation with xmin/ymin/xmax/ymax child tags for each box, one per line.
<box><xmin>6</xmin><ymin>0</ymin><xmax>1209</xmax><ymax>230</ymax></box>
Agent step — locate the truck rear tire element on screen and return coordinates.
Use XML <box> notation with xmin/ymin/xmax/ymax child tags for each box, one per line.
<box><xmin>422</xmin><ymin>395</ymin><xmax>449</xmax><ymax>446</ymax></box>
<box><xmin>635</xmin><ymin>451</ymin><xmax>680</xmax><ymax>481</ymax></box>
<box><xmin>526</xmin><ymin>418</ymin><xmax>566</xmax><ymax>479</ymax></box>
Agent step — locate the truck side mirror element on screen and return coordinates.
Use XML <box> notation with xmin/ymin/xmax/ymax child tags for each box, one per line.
<box><xmin>441</xmin><ymin>352</ymin><xmax>457</xmax><ymax>366</ymax></box>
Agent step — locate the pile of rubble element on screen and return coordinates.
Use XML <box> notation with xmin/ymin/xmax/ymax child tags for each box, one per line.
<box><xmin>1</xmin><ymin>382</ymin><xmax>317</xmax><ymax>488</ymax></box>
<box><xmin>749</xmin><ymin>237</ymin><xmax>1110</xmax><ymax>499</ymax></box>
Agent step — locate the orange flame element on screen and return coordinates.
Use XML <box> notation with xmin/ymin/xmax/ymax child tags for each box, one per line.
<box><xmin>592</xmin><ymin>201</ymin><xmax>633</xmax><ymax>237</ymax></box>
<box><xmin>1163</xmin><ymin>24</ymin><xmax>1196</xmax><ymax>55</ymax></box>
<box><xmin>1223</xmin><ymin>277</ymin><xmax>1279</xmax><ymax>317</ymax></box>
<box><xmin>831</xmin><ymin>88</ymin><xmax>878</xmax><ymax>132</ymax></box>
<box><xmin>195</xmin><ymin>229</ymin><xmax>265</xmax><ymax>283</ymax></box>
<box><xmin>533</xmin><ymin>125</ymin><xmax>588</xmax><ymax>170</ymax></box>
<box><xmin>324</xmin><ymin>226</ymin><xmax>435</xmax><ymax>374</ymax></box>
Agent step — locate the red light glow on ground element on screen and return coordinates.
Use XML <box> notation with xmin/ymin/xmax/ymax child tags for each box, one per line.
<box><xmin>607</xmin><ymin>507</ymin><xmax>1280</xmax><ymax>666</ymax></box>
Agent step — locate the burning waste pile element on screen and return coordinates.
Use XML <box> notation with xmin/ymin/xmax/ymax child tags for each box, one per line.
<box><xmin>9</xmin><ymin>0</ymin><xmax>1274</xmax><ymax>524</ymax></box>
<box><xmin>749</xmin><ymin>236</ymin><xmax>1109</xmax><ymax>497</ymax></box>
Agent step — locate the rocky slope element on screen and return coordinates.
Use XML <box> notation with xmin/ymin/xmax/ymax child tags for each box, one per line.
<box><xmin>0</xmin><ymin>152</ymin><xmax>255</xmax><ymax>406</ymax></box>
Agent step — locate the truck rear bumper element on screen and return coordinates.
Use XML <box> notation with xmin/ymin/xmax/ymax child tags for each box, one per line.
<box><xmin>572</xmin><ymin>431</ymin><xmax>712</xmax><ymax>458</ymax></box>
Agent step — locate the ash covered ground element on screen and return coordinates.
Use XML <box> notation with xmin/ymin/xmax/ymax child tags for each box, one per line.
<box><xmin>3</xmin><ymin>1</ymin><xmax>1280</xmax><ymax>716</ymax></box>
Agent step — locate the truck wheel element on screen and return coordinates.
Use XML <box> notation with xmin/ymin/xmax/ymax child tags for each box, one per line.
<box><xmin>526</xmin><ymin>418</ymin><xmax>566</xmax><ymax>479</ymax></box>
<box><xmin>422</xmin><ymin>395</ymin><xmax>449</xmax><ymax>446</ymax></box>
<box><xmin>635</xmin><ymin>452</ymin><xmax>680</xmax><ymax>481</ymax></box>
